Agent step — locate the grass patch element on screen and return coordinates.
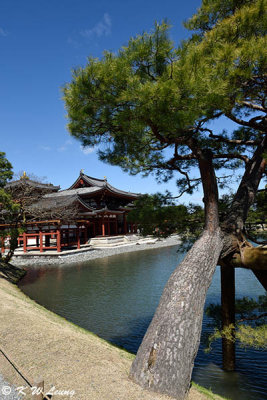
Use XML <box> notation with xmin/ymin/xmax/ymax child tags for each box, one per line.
<box><xmin>192</xmin><ymin>382</ymin><xmax>229</xmax><ymax>400</ymax></box>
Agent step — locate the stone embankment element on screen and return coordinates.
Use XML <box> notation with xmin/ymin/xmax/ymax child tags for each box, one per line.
<box><xmin>12</xmin><ymin>235</ymin><xmax>181</xmax><ymax>267</ymax></box>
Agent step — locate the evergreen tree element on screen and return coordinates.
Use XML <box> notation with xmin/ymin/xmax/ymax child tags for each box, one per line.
<box><xmin>0</xmin><ymin>152</ymin><xmax>13</xmax><ymax>188</ymax></box>
<box><xmin>204</xmin><ymin>293</ymin><xmax>267</xmax><ymax>351</ymax></box>
<box><xmin>0</xmin><ymin>152</ymin><xmax>21</xmax><ymax>265</ymax></box>
<box><xmin>63</xmin><ymin>1</ymin><xmax>266</xmax><ymax>397</ymax></box>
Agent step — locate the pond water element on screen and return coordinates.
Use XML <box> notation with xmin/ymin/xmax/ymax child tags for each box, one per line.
<box><xmin>19</xmin><ymin>246</ymin><xmax>266</xmax><ymax>400</ymax></box>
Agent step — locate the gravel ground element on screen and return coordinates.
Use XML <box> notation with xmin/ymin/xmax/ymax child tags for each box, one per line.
<box><xmin>12</xmin><ymin>235</ymin><xmax>181</xmax><ymax>267</ymax></box>
<box><xmin>0</xmin><ymin>374</ymin><xmax>21</xmax><ymax>400</ymax></box>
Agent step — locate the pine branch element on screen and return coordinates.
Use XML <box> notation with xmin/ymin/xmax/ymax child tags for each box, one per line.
<box><xmin>225</xmin><ymin>111</ymin><xmax>266</xmax><ymax>132</ymax></box>
<box><xmin>246</xmin><ymin>233</ymin><xmax>267</xmax><ymax>245</ymax></box>
<box><xmin>238</xmin><ymin>312</ymin><xmax>267</xmax><ymax>323</ymax></box>
<box><xmin>196</xmin><ymin>112</ymin><xmax>224</xmax><ymax>128</ymax></box>
<box><xmin>241</xmin><ymin>101</ymin><xmax>266</xmax><ymax>112</ymax></box>
<box><xmin>147</xmin><ymin>119</ymin><xmax>173</xmax><ymax>144</ymax></box>
<box><xmin>213</xmin><ymin>153</ymin><xmax>249</xmax><ymax>163</ymax></box>
<box><xmin>201</xmin><ymin>128</ymin><xmax>260</xmax><ymax>146</ymax></box>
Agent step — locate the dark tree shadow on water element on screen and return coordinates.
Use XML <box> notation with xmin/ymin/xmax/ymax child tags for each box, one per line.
<box><xmin>0</xmin><ymin>262</ymin><xmax>26</xmax><ymax>283</ymax></box>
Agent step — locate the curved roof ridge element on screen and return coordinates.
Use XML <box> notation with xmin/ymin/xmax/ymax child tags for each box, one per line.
<box><xmin>68</xmin><ymin>171</ymin><xmax>139</xmax><ymax>198</ymax></box>
<box><xmin>82</xmin><ymin>173</ymin><xmax>105</xmax><ymax>183</ymax></box>
<box><xmin>68</xmin><ymin>172</ymin><xmax>105</xmax><ymax>189</ymax></box>
<box><xmin>105</xmin><ymin>182</ymin><xmax>139</xmax><ymax>197</ymax></box>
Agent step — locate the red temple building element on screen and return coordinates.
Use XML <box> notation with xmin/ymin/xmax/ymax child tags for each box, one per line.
<box><xmin>1</xmin><ymin>171</ymin><xmax>140</xmax><ymax>253</ymax></box>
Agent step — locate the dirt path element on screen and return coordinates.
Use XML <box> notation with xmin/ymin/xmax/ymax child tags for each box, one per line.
<box><xmin>0</xmin><ymin>279</ymin><xmax>222</xmax><ymax>400</ymax></box>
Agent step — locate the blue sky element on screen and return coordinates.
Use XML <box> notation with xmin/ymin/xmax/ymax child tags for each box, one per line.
<box><xmin>1</xmin><ymin>0</ymin><xmax>242</xmax><ymax>203</ymax></box>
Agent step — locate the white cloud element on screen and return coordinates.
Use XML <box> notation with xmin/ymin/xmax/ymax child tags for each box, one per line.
<box><xmin>58</xmin><ymin>145</ymin><xmax>67</xmax><ymax>152</ymax></box>
<box><xmin>80</xmin><ymin>145</ymin><xmax>96</xmax><ymax>155</ymax></box>
<box><xmin>0</xmin><ymin>27</ymin><xmax>8</xmax><ymax>37</ymax></box>
<box><xmin>80</xmin><ymin>13</ymin><xmax>111</xmax><ymax>39</ymax></box>
<box><xmin>40</xmin><ymin>145</ymin><xmax>51</xmax><ymax>151</ymax></box>
<box><xmin>57</xmin><ymin>139</ymin><xmax>73</xmax><ymax>152</ymax></box>
<box><xmin>67</xmin><ymin>36</ymin><xmax>81</xmax><ymax>48</ymax></box>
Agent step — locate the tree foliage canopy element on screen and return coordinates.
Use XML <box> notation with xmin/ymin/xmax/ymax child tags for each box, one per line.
<box><xmin>246</xmin><ymin>189</ymin><xmax>267</xmax><ymax>241</ymax></box>
<box><xmin>0</xmin><ymin>152</ymin><xmax>13</xmax><ymax>188</ymax></box>
<box><xmin>0</xmin><ymin>153</ymin><xmax>21</xmax><ymax>263</ymax></box>
<box><xmin>0</xmin><ymin>152</ymin><xmax>15</xmax><ymax>214</ymax></box>
<box><xmin>205</xmin><ymin>293</ymin><xmax>267</xmax><ymax>351</ymax></box>
<box><xmin>63</xmin><ymin>1</ymin><xmax>267</xmax><ymax>397</ymax></box>
<box><xmin>127</xmin><ymin>193</ymin><xmax>204</xmax><ymax>238</ymax></box>
<box><xmin>64</xmin><ymin>2</ymin><xmax>266</xmax><ymax>220</ymax></box>
<box><xmin>64</xmin><ymin>0</ymin><xmax>266</xmax><ymax>241</ymax></box>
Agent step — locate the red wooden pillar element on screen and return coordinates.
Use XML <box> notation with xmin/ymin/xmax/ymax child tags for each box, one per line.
<box><xmin>102</xmin><ymin>216</ymin><xmax>105</xmax><ymax>236</ymax></box>
<box><xmin>56</xmin><ymin>228</ymin><xmax>61</xmax><ymax>252</ymax></box>
<box><xmin>39</xmin><ymin>231</ymin><xmax>43</xmax><ymax>253</ymax></box>
<box><xmin>77</xmin><ymin>226</ymin><xmax>80</xmax><ymax>249</ymax></box>
<box><xmin>107</xmin><ymin>216</ymin><xmax>110</xmax><ymax>236</ymax></box>
<box><xmin>23</xmin><ymin>232</ymin><xmax>27</xmax><ymax>253</ymax></box>
<box><xmin>1</xmin><ymin>237</ymin><xmax>5</xmax><ymax>254</ymax></box>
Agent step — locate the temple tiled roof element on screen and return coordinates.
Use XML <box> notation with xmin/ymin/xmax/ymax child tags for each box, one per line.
<box><xmin>4</xmin><ymin>172</ymin><xmax>140</xmax><ymax>222</ymax></box>
<box><xmin>29</xmin><ymin>195</ymin><xmax>128</xmax><ymax>218</ymax></box>
<box><xmin>68</xmin><ymin>172</ymin><xmax>139</xmax><ymax>199</ymax></box>
<box><xmin>29</xmin><ymin>194</ymin><xmax>94</xmax><ymax>211</ymax></box>
<box><xmin>6</xmin><ymin>178</ymin><xmax>60</xmax><ymax>192</ymax></box>
<box><xmin>69</xmin><ymin>173</ymin><xmax>106</xmax><ymax>189</ymax></box>
<box><xmin>44</xmin><ymin>187</ymin><xmax>103</xmax><ymax>198</ymax></box>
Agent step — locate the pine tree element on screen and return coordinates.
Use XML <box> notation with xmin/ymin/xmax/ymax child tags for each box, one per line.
<box><xmin>63</xmin><ymin>1</ymin><xmax>266</xmax><ymax>397</ymax></box>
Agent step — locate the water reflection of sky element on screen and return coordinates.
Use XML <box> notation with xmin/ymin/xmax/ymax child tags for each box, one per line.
<box><xmin>19</xmin><ymin>246</ymin><xmax>266</xmax><ymax>400</ymax></box>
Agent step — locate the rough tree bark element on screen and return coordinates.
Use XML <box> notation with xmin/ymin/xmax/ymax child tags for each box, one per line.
<box><xmin>221</xmin><ymin>265</ymin><xmax>235</xmax><ymax>371</ymax></box>
<box><xmin>129</xmin><ymin>229</ymin><xmax>223</xmax><ymax>398</ymax></box>
<box><xmin>130</xmin><ymin>150</ymin><xmax>223</xmax><ymax>399</ymax></box>
<box><xmin>252</xmin><ymin>270</ymin><xmax>267</xmax><ymax>291</ymax></box>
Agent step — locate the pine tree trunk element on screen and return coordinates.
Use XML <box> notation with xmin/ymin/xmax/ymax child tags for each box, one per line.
<box><xmin>129</xmin><ymin>228</ymin><xmax>223</xmax><ymax>399</ymax></box>
<box><xmin>130</xmin><ymin>146</ymin><xmax>222</xmax><ymax>399</ymax></box>
<box><xmin>252</xmin><ymin>270</ymin><xmax>267</xmax><ymax>291</ymax></box>
<box><xmin>221</xmin><ymin>265</ymin><xmax>235</xmax><ymax>370</ymax></box>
